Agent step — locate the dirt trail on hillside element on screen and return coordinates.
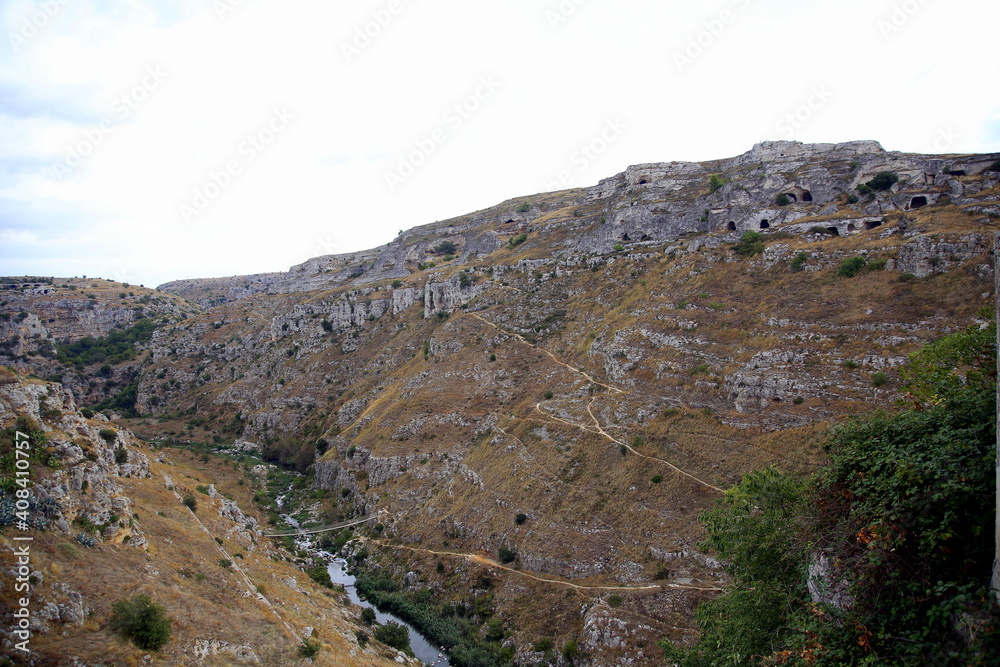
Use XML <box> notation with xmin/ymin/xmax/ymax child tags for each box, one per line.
<box><xmin>469</xmin><ymin>312</ymin><xmax>725</xmax><ymax>494</ymax></box>
<box><xmin>370</xmin><ymin>540</ymin><xmax>723</xmax><ymax>593</ymax></box>
<box><xmin>469</xmin><ymin>313</ymin><xmax>623</xmax><ymax>394</ymax></box>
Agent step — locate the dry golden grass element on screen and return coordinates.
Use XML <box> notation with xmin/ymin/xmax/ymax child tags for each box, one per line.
<box><xmin>0</xmin><ymin>445</ymin><xmax>402</xmax><ymax>666</ymax></box>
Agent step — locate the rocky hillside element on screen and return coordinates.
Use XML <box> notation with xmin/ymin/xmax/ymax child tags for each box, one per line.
<box><xmin>0</xmin><ymin>367</ymin><xmax>412</xmax><ymax>665</ymax></box>
<box><xmin>0</xmin><ymin>278</ymin><xmax>202</xmax><ymax>409</ymax></box>
<box><xmin>3</xmin><ymin>140</ymin><xmax>1000</xmax><ymax>666</ymax></box>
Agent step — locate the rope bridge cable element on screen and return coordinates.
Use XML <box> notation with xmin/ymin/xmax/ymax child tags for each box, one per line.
<box><xmin>262</xmin><ymin>515</ymin><xmax>376</xmax><ymax>537</ymax></box>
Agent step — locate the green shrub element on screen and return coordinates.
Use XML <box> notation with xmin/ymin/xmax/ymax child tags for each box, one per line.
<box><xmin>775</xmin><ymin>193</ymin><xmax>790</xmax><ymax>206</ymax></box>
<box><xmin>846</xmin><ymin>193</ymin><xmax>860</xmax><ymax>204</ymax></box>
<box><xmin>709</xmin><ymin>174</ymin><xmax>726</xmax><ymax>193</ymax></box>
<box><xmin>509</xmin><ymin>233</ymin><xmax>527</xmax><ymax>249</ymax></box>
<box><xmin>374</xmin><ymin>621</ymin><xmax>411</xmax><ymax>652</ymax></box>
<box><xmin>498</xmin><ymin>547</ymin><xmax>517</xmax><ymax>564</ymax></box>
<box><xmin>608</xmin><ymin>595</ymin><xmax>623</xmax><ymax>608</ymax></box>
<box><xmin>56</xmin><ymin>318</ymin><xmax>156</xmax><ymax>367</ymax></box>
<box><xmin>860</xmin><ymin>171</ymin><xmax>899</xmax><ymax>192</ymax></box>
<box><xmin>871</xmin><ymin>371</ymin><xmax>889</xmax><ymax>387</ymax></box>
<box><xmin>434</xmin><ymin>240</ymin><xmax>457</xmax><ymax>255</ymax></box>
<box><xmin>517</xmin><ymin>201</ymin><xmax>531</xmax><ymax>213</ymax></box>
<box><xmin>987</xmin><ymin>159</ymin><xmax>1000</xmax><ymax>173</ymax></box>
<box><xmin>515</xmin><ymin>513</ymin><xmax>527</xmax><ymax>525</ymax></box>
<box><xmin>182</xmin><ymin>495</ymin><xmax>197</xmax><ymax>512</ymax></box>
<box><xmin>789</xmin><ymin>252</ymin><xmax>808</xmax><ymax>273</ymax></box>
<box><xmin>612</xmin><ymin>243</ymin><xmax>624</xmax><ymax>252</ymax></box>
<box><xmin>563</xmin><ymin>639</ymin><xmax>579</xmax><ymax>660</ymax></box>
<box><xmin>307</xmin><ymin>565</ymin><xmax>333</xmax><ymax>588</ymax></box>
<box><xmin>361</xmin><ymin>608</ymin><xmax>377</xmax><ymax>625</ymax></box>
<box><xmin>732</xmin><ymin>231</ymin><xmax>765</xmax><ymax>257</ymax></box>
<box><xmin>867</xmin><ymin>258</ymin><xmax>888</xmax><ymax>271</ymax></box>
<box><xmin>544</xmin><ymin>390</ymin><xmax>554</xmax><ymax>400</ymax></box>
<box><xmin>837</xmin><ymin>256</ymin><xmax>867</xmax><ymax>277</ymax></box>
<box><xmin>298</xmin><ymin>638</ymin><xmax>321</xmax><ymax>660</ymax></box>
<box><xmin>218</xmin><ymin>559</ymin><xmax>232</xmax><ymax>569</ymax></box>
<box><xmin>109</xmin><ymin>594</ymin><xmax>172</xmax><ymax>651</ymax></box>
<box><xmin>662</xmin><ymin>325</ymin><xmax>1000</xmax><ymax>665</ymax></box>
<box><xmin>534</xmin><ymin>637</ymin><xmax>554</xmax><ymax>653</ymax></box>
<box><xmin>652</xmin><ymin>474</ymin><xmax>664</xmax><ymax>484</ymax></box>
<box><xmin>98</xmin><ymin>428</ymin><xmax>117</xmax><ymax>443</ymax></box>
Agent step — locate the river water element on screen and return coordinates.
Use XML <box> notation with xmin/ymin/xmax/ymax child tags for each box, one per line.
<box><xmin>327</xmin><ymin>559</ymin><xmax>451</xmax><ymax>667</ymax></box>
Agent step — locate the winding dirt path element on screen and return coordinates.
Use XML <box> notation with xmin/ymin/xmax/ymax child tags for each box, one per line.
<box><xmin>468</xmin><ymin>312</ymin><xmax>623</xmax><ymax>394</ymax></box>
<box><xmin>372</xmin><ymin>540</ymin><xmax>723</xmax><ymax>593</ymax></box>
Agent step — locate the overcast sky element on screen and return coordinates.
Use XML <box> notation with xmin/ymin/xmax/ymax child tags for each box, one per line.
<box><xmin>1</xmin><ymin>0</ymin><xmax>998</xmax><ymax>287</ymax></box>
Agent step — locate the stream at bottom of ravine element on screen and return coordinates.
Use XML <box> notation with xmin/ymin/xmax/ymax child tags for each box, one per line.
<box><xmin>327</xmin><ymin>559</ymin><xmax>451</xmax><ymax>667</ymax></box>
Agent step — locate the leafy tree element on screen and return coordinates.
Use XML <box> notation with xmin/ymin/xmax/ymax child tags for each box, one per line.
<box><xmin>709</xmin><ymin>174</ymin><xmax>726</xmax><ymax>193</ymax></box>
<box><xmin>434</xmin><ymin>240</ymin><xmax>458</xmax><ymax>255</ymax></box>
<box><xmin>109</xmin><ymin>594</ymin><xmax>172</xmax><ymax>650</ymax></box>
<box><xmin>374</xmin><ymin>621</ymin><xmax>411</xmax><ymax>653</ymax></box>
<box><xmin>775</xmin><ymin>193</ymin><xmax>791</xmax><ymax>206</ymax></box>
<box><xmin>662</xmin><ymin>467</ymin><xmax>808</xmax><ymax>666</ymax></box>
<box><xmin>661</xmin><ymin>324</ymin><xmax>1000</xmax><ymax>666</ymax></box>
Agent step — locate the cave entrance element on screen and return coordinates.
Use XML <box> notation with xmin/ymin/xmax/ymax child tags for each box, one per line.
<box><xmin>727</xmin><ymin>221</ymin><xmax>737</xmax><ymax>231</ymax></box>
<box><xmin>827</xmin><ymin>227</ymin><xmax>840</xmax><ymax>236</ymax></box>
<box><xmin>910</xmin><ymin>196</ymin><xmax>928</xmax><ymax>209</ymax></box>
<box><xmin>760</xmin><ymin>220</ymin><xmax>770</xmax><ymax>229</ymax></box>
<box><xmin>801</xmin><ymin>191</ymin><xmax>813</xmax><ymax>202</ymax></box>
<box><xmin>865</xmin><ymin>220</ymin><xmax>883</xmax><ymax>230</ymax></box>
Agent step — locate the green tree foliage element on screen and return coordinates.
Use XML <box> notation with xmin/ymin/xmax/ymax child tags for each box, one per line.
<box><xmin>508</xmin><ymin>234</ymin><xmax>527</xmax><ymax>249</ymax></box>
<box><xmin>109</xmin><ymin>594</ymin><xmax>172</xmax><ymax>651</ymax></box>
<box><xmin>663</xmin><ymin>324</ymin><xmax>1000</xmax><ymax>666</ymax></box>
<box><xmin>858</xmin><ymin>171</ymin><xmax>899</xmax><ymax>194</ymax></box>
<box><xmin>434</xmin><ymin>240</ymin><xmax>458</xmax><ymax>255</ymax></box>
<box><xmin>307</xmin><ymin>565</ymin><xmax>333</xmax><ymax>588</ymax></box>
<box><xmin>775</xmin><ymin>193</ymin><xmax>791</xmax><ymax>206</ymax></box>
<box><xmin>837</xmin><ymin>256</ymin><xmax>867</xmax><ymax>277</ymax></box>
<box><xmin>374</xmin><ymin>621</ymin><xmax>411</xmax><ymax>653</ymax></box>
<box><xmin>662</xmin><ymin>468</ymin><xmax>808</xmax><ymax>666</ymax></box>
<box><xmin>733</xmin><ymin>231</ymin><xmax>765</xmax><ymax>257</ymax></box>
<box><xmin>56</xmin><ymin>318</ymin><xmax>156</xmax><ymax>366</ymax></box>
<box><xmin>709</xmin><ymin>174</ymin><xmax>726</xmax><ymax>193</ymax></box>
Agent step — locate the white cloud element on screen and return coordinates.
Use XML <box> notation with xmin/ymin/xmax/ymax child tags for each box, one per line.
<box><xmin>1</xmin><ymin>0</ymin><xmax>999</xmax><ymax>286</ymax></box>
